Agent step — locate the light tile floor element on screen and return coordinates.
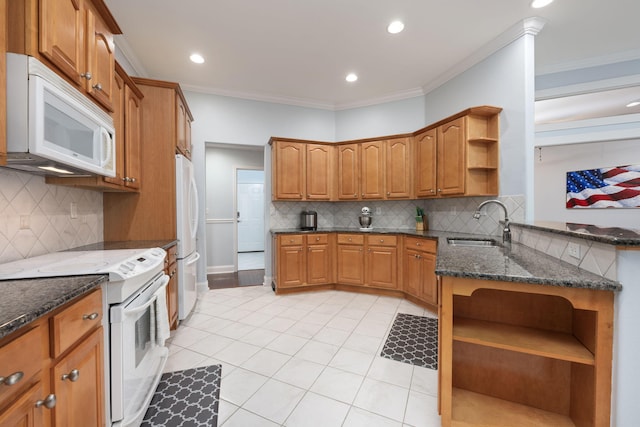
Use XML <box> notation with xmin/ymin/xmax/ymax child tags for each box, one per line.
<box><xmin>165</xmin><ymin>285</ymin><xmax>441</xmax><ymax>427</ymax></box>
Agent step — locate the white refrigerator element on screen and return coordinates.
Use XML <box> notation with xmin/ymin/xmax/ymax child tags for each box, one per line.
<box><xmin>176</xmin><ymin>154</ymin><xmax>200</xmax><ymax>320</ymax></box>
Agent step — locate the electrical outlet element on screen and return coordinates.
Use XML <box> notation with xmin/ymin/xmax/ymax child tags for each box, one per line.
<box><xmin>375</xmin><ymin>207</ymin><xmax>382</xmax><ymax>215</ymax></box>
<box><xmin>568</xmin><ymin>242</ymin><xmax>581</xmax><ymax>259</ymax></box>
<box><xmin>20</xmin><ymin>215</ymin><xmax>30</xmax><ymax>229</ymax></box>
<box><xmin>70</xmin><ymin>202</ymin><xmax>78</xmax><ymax>219</ymax></box>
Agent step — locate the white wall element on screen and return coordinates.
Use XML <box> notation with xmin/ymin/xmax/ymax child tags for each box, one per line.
<box><xmin>533</xmin><ymin>139</ymin><xmax>640</xmax><ymax>228</ymax></box>
<box><xmin>335</xmin><ymin>96</ymin><xmax>427</xmax><ymax>140</ymax></box>
<box><xmin>421</xmin><ymin>36</ymin><xmax>534</xmax><ymax>199</ymax></box>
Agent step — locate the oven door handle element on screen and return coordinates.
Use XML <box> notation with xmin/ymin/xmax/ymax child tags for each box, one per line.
<box><xmin>123</xmin><ymin>276</ymin><xmax>169</xmax><ymax>317</ymax></box>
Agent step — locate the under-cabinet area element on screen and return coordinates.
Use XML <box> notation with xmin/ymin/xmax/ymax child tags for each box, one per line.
<box><xmin>439</xmin><ymin>277</ymin><xmax>614</xmax><ymax>427</ymax></box>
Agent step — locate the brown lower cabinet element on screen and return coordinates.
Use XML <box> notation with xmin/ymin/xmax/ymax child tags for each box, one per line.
<box><xmin>274</xmin><ymin>232</ymin><xmax>437</xmax><ymax>308</ymax></box>
<box><xmin>165</xmin><ymin>244</ymin><xmax>179</xmax><ymax>330</ymax></box>
<box><xmin>0</xmin><ymin>289</ymin><xmax>104</xmax><ymax>427</ymax></box>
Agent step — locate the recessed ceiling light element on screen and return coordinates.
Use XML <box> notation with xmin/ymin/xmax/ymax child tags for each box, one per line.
<box><xmin>346</xmin><ymin>73</ymin><xmax>358</xmax><ymax>83</ymax></box>
<box><xmin>387</xmin><ymin>21</ymin><xmax>405</xmax><ymax>34</ymax></box>
<box><xmin>531</xmin><ymin>0</ymin><xmax>554</xmax><ymax>8</ymax></box>
<box><xmin>626</xmin><ymin>100</ymin><xmax>640</xmax><ymax>108</ymax></box>
<box><xmin>190</xmin><ymin>53</ymin><xmax>205</xmax><ymax>64</ymax></box>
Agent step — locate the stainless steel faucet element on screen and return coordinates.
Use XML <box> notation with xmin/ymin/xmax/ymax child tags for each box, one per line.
<box><xmin>473</xmin><ymin>200</ymin><xmax>511</xmax><ymax>244</ymax></box>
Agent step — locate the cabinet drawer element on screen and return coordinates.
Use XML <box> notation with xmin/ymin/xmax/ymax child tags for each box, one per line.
<box><xmin>51</xmin><ymin>289</ymin><xmax>103</xmax><ymax>358</ymax></box>
<box><xmin>405</xmin><ymin>237</ymin><xmax>437</xmax><ymax>253</ymax></box>
<box><xmin>337</xmin><ymin>234</ymin><xmax>364</xmax><ymax>245</ymax></box>
<box><xmin>280</xmin><ymin>235</ymin><xmax>304</xmax><ymax>246</ymax></box>
<box><xmin>366</xmin><ymin>235</ymin><xmax>397</xmax><ymax>247</ymax></box>
<box><xmin>306</xmin><ymin>234</ymin><xmax>329</xmax><ymax>245</ymax></box>
<box><xmin>0</xmin><ymin>326</ymin><xmax>44</xmax><ymax>408</ymax></box>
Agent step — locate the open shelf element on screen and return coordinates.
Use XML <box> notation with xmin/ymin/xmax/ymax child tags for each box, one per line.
<box><xmin>453</xmin><ymin>317</ymin><xmax>595</xmax><ymax>365</ymax></box>
<box><xmin>452</xmin><ymin>388</ymin><xmax>576</xmax><ymax>427</ymax></box>
<box><xmin>468</xmin><ymin>137</ymin><xmax>498</xmax><ymax>144</ymax></box>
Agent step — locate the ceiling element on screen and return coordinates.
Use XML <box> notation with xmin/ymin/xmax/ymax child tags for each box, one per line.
<box><xmin>104</xmin><ymin>0</ymin><xmax>640</xmax><ymax>112</ymax></box>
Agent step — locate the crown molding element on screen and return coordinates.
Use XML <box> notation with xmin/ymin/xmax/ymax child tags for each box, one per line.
<box><xmin>334</xmin><ymin>87</ymin><xmax>426</xmax><ymax>111</ymax></box>
<box><xmin>422</xmin><ymin>17</ymin><xmax>546</xmax><ymax>94</ymax></box>
<box><xmin>113</xmin><ymin>36</ymin><xmax>149</xmax><ymax>78</ymax></box>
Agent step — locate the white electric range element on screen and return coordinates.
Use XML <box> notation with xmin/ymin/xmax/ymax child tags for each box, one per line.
<box><xmin>0</xmin><ymin>248</ymin><xmax>170</xmax><ymax>427</ymax></box>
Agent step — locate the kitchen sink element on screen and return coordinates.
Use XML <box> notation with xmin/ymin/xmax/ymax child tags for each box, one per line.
<box><xmin>446</xmin><ymin>237</ymin><xmax>498</xmax><ymax>247</ymax></box>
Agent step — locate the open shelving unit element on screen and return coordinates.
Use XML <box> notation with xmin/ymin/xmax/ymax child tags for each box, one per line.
<box><xmin>439</xmin><ymin>277</ymin><xmax>614</xmax><ymax>427</ymax></box>
<box><xmin>464</xmin><ymin>110</ymin><xmax>500</xmax><ymax>196</ymax></box>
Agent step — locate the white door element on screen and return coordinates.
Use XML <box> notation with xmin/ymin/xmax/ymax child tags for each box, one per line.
<box><xmin>237</xmin><ymin>170</ymin><xmax>264</xmax><ymax>252</ymax></box>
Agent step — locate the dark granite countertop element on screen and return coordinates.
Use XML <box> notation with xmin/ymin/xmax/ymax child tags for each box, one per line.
<box><xmin>0</xmin><ymin>275</ymin><xmax>107</xmax><ymax>340</ymax></box>
<box><xmin>69</xmin><ymin>240</ymin><xmax>178</xmax><ymax>251</ymax></box>
<box><xmin>512</xmin><ymin>221</ymin><xmax>640</xmax><ymax>246</ymax></box>
<box><xmin>270</xmin><ymin>227</ymin><xmax>439</xmax><ymax>238</ymax></box>
<box><xmin>271</xmin><ymin>228</ymin><xmax>621</xmax><ymax>292</ymax></box>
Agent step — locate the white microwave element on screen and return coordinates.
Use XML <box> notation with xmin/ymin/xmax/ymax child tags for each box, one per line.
<box><xmin>5</xmin><ymin>53</ymin><xmax>116</xmax><ymax>177</ymax></box>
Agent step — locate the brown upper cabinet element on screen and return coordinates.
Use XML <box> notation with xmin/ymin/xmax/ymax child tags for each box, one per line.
<box><xmin>415</xmin><ymin>106</ymin><xmax>501</xmax><ymax>198</ymax></box>
<box><xmin>270</xmin><ymin>139</ymin><xmax>335</xmax><ymax>201</ymax></box>
<box><xmin>9</xmin><ymin>0</ymin><xmax>121</xmax><ymax>112</ymax></box>
<box><xmin>271</xmin><ymin>106</ymin><xmax>501</xmax><ymax>202</ymax></box>
<box><xmin>176</xmin><ymin>93</ymin><xmax>193</xmax><ymax>159</ymax></box>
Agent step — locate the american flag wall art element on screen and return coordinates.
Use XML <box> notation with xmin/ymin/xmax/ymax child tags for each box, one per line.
<box><xmin>566</xmin><ymin>165</ymin><xmax>640</xmax><ymax>208</ymax></box>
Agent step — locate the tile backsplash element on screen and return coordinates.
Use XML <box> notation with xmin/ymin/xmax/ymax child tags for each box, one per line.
<box><xmin>0</xmin><ymin>169</ymin><xmax>103</xmax><ymax>263</ymax></box>
<box><xmin>271</xmin><ymin>195</ymin><xmax>525</xmax><ymax>236</ymax></box>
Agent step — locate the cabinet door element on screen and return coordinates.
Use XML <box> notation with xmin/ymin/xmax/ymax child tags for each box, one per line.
<box><xmin>307</xmin><ymin>243</ymin><xmax>330</xmax><ymax>284</ymax></box>
<box><xmin>166</xmin><ymin>264</ymin><xmax>178</xmax><ymax>329</ymax></box>
<box><xmin>273</xmin><ymin>141</ymin><xmax>305</xmax><ymax>200</ymax></box>
<box><xmin>0</xmin><ymin>383</ymin><xmax>45</xmax><ymax>427</ymax></box>
<box><xmin>104</xmin><ymin>70</ymin><xmax>125</xmax><ymax>186</ymax></box>
<box><xmin>337</xmin><ymin>244</ymin><xmax>364</xmax><ymax>285</ymax></box>
<box><xmin>360</xmin><ymin>141</ymin><xmax>385</xmax><ymax>199</ymax></box>
<box><xmin>337</xmin><ymin>144</ymin><xmax>359</xmax><ymax>200</ymax></box>
<box><xmin>437</xmin><ymin>117</ymin><xmax>465</xmax><ymax>196</ymax></box>
<box><xmin>52</xmin><ymin>327</ymin><xmax>104</xmax><ymax>427</ymax></box>
<box><xmin>278</xmin><ymin>244</ymin><xmax>305</xmax><ymax>288</ymax></box>
<box><xmin>414</xmin><ymin>129</ymin><xmax>437</xmax><ymax>197</ymax></box>
<box><xmin>85</xmin><ymin>4</ymin><xmax>114</xmax><ymax>110</ymax></box>
<box><xmin>366</xmin><ymin>245</ymin><xmax>398</xmax><ymax>289</ymax></box>
<box><xmin>403</xmin><ymin>248</ymin><xmax>422</xmax><ymax>297</ymax></box>
<box><xmin>306</xmin><ymin>144</ymin><xmax>333</xmax><ymax>200</ymax></box>
<box><xmin>39</xmin><ymin>0</ymin><xmax>83</xmax><ymax>84</ymax></box>
<box><xmin>124</xmin><ymin>85</ymin><xmax>142</xmax><ymax>189</ymax></box>
<box><xmin>176</xmin><ymin>94</ymin><xmax>188</xmax><ymax>156</ymax></box>
<box><xmin>385</xmin><ymin>138</ymin><xmax>411</xmax><ymax>199</ymax></box>
<box><xmin>420</xmin><ymin>252</ymin><xmax>438</xmax><ymax>305</ymax></box>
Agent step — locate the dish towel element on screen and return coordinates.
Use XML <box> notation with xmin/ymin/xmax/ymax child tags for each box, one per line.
<box><xmin>154</xmin><ymin>284</ymin><xmax>170</xmax><ymax>346</ymax></box>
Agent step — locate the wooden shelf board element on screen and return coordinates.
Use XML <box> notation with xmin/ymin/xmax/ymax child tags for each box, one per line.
<box><xmin>467</xmin><ymin>166</ymin><xmax>497</xmax><ymax>170</ymax></box>
<box><xmin>451</xmin><ymin>388</ymin><xmax>576</xmax><ymax>427</ymax></box>
<box><xmin>468</xmin><ymin>137</ymin><xmax>498</xmax><ymax>144</ymax></box>
<box><xmin>453</xmin><ymin>317</ymin><xmax>595</xmax><ymax>365</ymax></box>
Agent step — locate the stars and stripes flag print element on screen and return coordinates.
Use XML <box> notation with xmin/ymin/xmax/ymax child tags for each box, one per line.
<box><xmin>566</xmin><ymin>165</ymin><xmax>640</xmax><ymax>208</ymax></box>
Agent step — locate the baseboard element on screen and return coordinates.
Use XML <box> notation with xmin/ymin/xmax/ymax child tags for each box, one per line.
<box><xmin>207</xmin><ymin>265</ymin><xmax>234</xmax><ymax>274</ymax></box>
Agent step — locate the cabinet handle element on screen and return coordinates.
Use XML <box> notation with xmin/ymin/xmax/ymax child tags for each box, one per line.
<box><xmin>35</xmin><ymin>394</ymin><xmax>57</xmax><ymax>409</ymax></box>
<box><xmin>83</xmin><ymin>312</ymin><xmax>99</xmax><ymax>320</ymax></box>
<box><xmin>80</xmin><ymin>72</ymin><xmax>92</xmax><ymax>80</ymax></box>
<box><xmin>61</xmin><ymin>369</ymin><xmax>80</xmax><ymax>382</ymax></box>
<box><xmin>0</xmin><ymin>371</ymin><xmax>24</xmax><ymax>386</ymax></box>
<box><xmin>92</xmin><ymin>83</ymin><xmax>103</xmax><ymax>91</ymax></box>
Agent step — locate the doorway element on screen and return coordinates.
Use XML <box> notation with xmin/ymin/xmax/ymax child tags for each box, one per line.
<box><xmin>236</xmin><ymin>169</ymin><xmax>265</xmax><ymax>271</ymax></box>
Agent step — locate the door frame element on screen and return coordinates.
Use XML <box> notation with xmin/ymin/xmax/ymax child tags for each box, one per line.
<box><xmin>234</xmin><ymin>167</ymin><xmax>265</xmax><ymax>271</ymax></box>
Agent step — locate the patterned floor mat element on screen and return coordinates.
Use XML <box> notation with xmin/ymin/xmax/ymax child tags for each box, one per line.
<box><xmin>380</xmin><ymin>313</ymin><xmax>438</xmax><ymax>370</ymax></box>
<box><xmin>142</xmin><ymin>364</ymin><xmax>221</xmax><ymax>427</ymax></box>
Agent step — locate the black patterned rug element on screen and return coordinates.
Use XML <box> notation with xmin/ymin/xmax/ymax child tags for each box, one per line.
<box><xmin>142</xmin><ymin>364</ymin><xmax>221</xmax><ymax>427</ymax></box>
<box><xmin>380</xmin><ymin>313</ymin><xmax>438</xmax><ymax>370</ymax></box>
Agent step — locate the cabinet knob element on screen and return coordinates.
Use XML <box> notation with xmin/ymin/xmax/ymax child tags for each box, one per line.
<box><xmin>129</xmin><ymin>178</ymin><xmax>136</xmax><ymax>183</ymax></box>
<box><xmin>61</xmin><ymin>369</ymin><xmax>80</xmax><ymax>382</ymax></box>
<box><xmin>35</xmin><ymin>394</ymin><xmax>57</xmax><ymax>409</ymax></box>
<box><xmin>416</xmin><ymin>243</ymin><xmax>422</xmax><ymax>246</ymax></box>
<box><xmin>92</xmin><ymin>83</ymin><xmax>103</xmax><ymax>91</ymax></box>
<box><xmin>83</xmin><ymin>312</ymin><xmax>99</xmax><ymax>321</ymax></box>
<box><xmin>348</xmin><ymin>238</ymin><xmax>352</xmax><ymax>242</ymax></box>
<box><xmin>353</xmin><ymin>194</ymin><xmax>357</xmax><ymax>197</ymax></box>
<box><xmin>387</xmin><ymin>192</ymin><xmax>390</xmax><ymax>196</ymax></box>
<box><xmin>80</xmin><ymin>72</ymin><xmax>92</xmax><ymax>81</ymax></box>
<box><xmin>361</xmin><ymin>193</ymin><xmax>364</xmax><ymax>197</ymax></box>
<box><xmin>0</xmin><ymin>371</ymin><xmax>24</xmax><ymax>386</ymax></box>
<box><xmin>430</xmin><ymin>189</ymin><xmax>435</xmax><ymax>193</ymax></box>
<box><xmin>316</xmin><ymin>237</ymin><xmax>320</xmax><ymax>241</ymax></box>
<box><xmin>379</xmin><ymin>239</ymin><xmax>384</xmax><ymax>243</ymax></box>
<box><xmin>437</xmin><ymin>188</ymin><xmax>442</xmax><ymax>193</ymax></box>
